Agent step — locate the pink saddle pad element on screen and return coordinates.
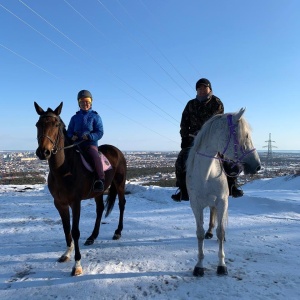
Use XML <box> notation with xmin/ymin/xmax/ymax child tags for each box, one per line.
<box><xmin>80</xmin><ymin>152</ymin><xmax>112</xmax><ymax>172</ymax></box>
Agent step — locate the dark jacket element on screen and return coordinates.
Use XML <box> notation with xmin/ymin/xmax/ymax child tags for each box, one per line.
<box><xmin>67</xmin><ymin>109</ymin><xmax>104</xmax><ymax>148</ymax></box>
<box><xmin>180</xmin><ymin>95</ymin><xmax>224</xmax><ymax>147</ymax></box>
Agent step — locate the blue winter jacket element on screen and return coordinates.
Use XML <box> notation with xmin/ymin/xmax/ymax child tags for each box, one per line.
<box><xmin>67</xmin><ymin>109</ymin><xmax>104</xmax><ymax>148</ymax></box>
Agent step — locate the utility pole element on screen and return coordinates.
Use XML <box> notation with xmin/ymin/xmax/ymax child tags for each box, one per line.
<box><xmin>263</xmin><ymin>133</ymin><xmax>277</xmax><ymax>172</ymax></box>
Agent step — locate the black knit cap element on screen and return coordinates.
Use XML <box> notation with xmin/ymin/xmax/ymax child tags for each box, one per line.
<box><xmin>195</xmin><ymin>78</ymin><xmax>212</xmax><ymax>90</ymax></box>
<box><xmin>77</xmin><ymin>90</ymin><xmax>92</xmax><ymax>100</ymax></box>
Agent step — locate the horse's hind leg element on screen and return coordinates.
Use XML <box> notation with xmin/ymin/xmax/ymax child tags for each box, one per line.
<box><xmin>113</xmin><ymin>176</ymin><xmax>126</xmax><ymax>240</ymax></box>
<box><xmin>84</xmin><ymin>195</ymin><xmax>104</xmax><ymax>246</ymax></box>
<box><xmin>205</xmin><ymin>207</ymin><xmax>216</xmax><ymax>239</ymax></box>
<box><xmin>193</xmin><ymin>212</ymin><xmax>206</xmax><ymax>277</ymax></box>
<box><xmin>113</xmin><ymin>195</ymin><xmax>126</xmax><ymax>240</ymax></box>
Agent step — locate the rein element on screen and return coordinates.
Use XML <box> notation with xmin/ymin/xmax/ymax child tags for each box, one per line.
<box><xmin>196</xmin><ymin>114</ymin><xmax>256</xmax><ymax>171</ymax></box>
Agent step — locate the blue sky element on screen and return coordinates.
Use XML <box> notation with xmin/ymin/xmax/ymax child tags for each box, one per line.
<box><xmin>1</xmin><ymin>0</ymin><xmax>299</xmax><ymax>151</ymax></box>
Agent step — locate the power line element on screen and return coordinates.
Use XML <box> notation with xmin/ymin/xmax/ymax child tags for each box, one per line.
<box><xmin>63</xmin><ymin>0</ymin><xmax>106</xmax><ymax>37</ymax></box>
<box><xmin>2</xmin><ymin>1</ymin><xmax>192</xmax><ymax>148</ymax></box>
<box><xmin>0</xmin><ymin>3</ymin><xmax>81</xmax><ymax>63</ymax></box>
<box><xmin>116</xmin><ymin>0</ymin><xmax>194</xmax><ymax>91</ymax></box>
<box><xmin>96</xmin><ymin>0</ymin><xmax>192</xmax><ymax>99</ymax></box>
<box><xmin>8</xmin><ymin>1</ymin><xmax>180</xmax><ymax>126</ymax></box>
<box><xmin>101</xmin><ymin>101</ymin><xmax>179</xmax><ymax>145</ymax></box>
<box><xmin>65</xmin><ymin>0</ymin><xmax>185</xmax><ymax>105</ymax></box>
<box><xmin>0</xmin><ymin>43</ymin><xmax>62</xmax><ymax>80</ymax></box>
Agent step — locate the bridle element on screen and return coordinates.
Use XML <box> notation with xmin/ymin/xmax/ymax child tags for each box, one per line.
<box><xmin>37</xmin><ymin>113</ymin><xmax>82</xmax><ymax>155</ymax></box>
<box><xmin>197</xmin><ymin>114</ymin><xmax>256</xmax><ymax>172</ymax></box>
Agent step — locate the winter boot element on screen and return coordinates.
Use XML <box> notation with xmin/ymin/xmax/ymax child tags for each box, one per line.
<box><xmin>227</xmin><ymin>176</ymin><xmax>243</xmax><ymax>198</ymax></box>
<box><xmin>171</xmin><ymin>189</ymin><xmax>182</xmax><ymax>202</ymax></box>
<box><xmin>93</xmin><ymin>179</ymin><xmax>105</xmax><ymax>193</ymax></box>
<box><xmin>180</xmin><ymin>186</ymin><xmax>189</xmax><ymax>201</ymax></box>
<box><xmin>171</xmin><ymin>187</ymin><xmax>189</xmax><ymax>202</ymax></box>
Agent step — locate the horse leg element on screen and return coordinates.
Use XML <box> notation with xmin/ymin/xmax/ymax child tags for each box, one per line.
<box><xmin>70</xmin><ymin>201</ymin><xmax>83</xmax><ymax>276</ymax></box>
<box><xmin>193</xmin><ymin>211</ymin><xmax>205</xmax><ymax>277</ymax></box>
<box><xmin>216</xmin><ymin>205</ymin><xmax>228</xmax><ymax>276</ymax></box>
<box><xmin>55</xmin><ymin>201</ymin><xmax>74</xmax><ymax>263</ymax></box>
<box><xmin>113</xmin><ymin>197</ymin><xmax>126</xmax><ymax>240</ymax></box>
<box><xmin>107</xmin><ymin>174</ymin><xmax>126</xmax><ymax>240</ymax></box>
<box><xmin>205</xmin><ymin>207</ymin><xmax>216</xmax><ymax>239</ymax></box>
<box><xmin>84</xmin><ymin>195</ymin><xmax>104</xmax><ymax>246</ymax></box>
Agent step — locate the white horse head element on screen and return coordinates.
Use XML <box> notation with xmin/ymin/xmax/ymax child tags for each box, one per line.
<box><xmin>186</xmin><ymin>109</ymin><xmax>261</xmax><ymax>277</ymax></box>
<box><xmin>187</xmin><ymin>108</ymin><xmax>260</xmax><ymax>175</ymax></box>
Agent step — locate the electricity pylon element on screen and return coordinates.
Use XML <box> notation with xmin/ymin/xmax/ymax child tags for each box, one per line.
<box><xmin>263</xmin><ymin>133</ymin><xmax>277</xmax><ymax>170</ymax></box>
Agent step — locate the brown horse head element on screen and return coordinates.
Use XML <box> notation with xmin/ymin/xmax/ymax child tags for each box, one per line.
<box><xmin>34</xmin><ymin>102</ymin><xmax>64</xmax><ymax>160</ymax></box>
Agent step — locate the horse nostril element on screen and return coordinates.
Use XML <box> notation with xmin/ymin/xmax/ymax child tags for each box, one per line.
<box><xmin>256</xmin><ymin>165</ymin><xmax>261</xmax><ymax>172</ymax></box>
<box><xmin>36</xmin><ymin>148</ymin><xmax>43</xmax><ymax>159</ymax></box>
<box><xmin>44</xmin><ymin>149</ymin><xmax>51</xmax><ymax>158</ymax></box>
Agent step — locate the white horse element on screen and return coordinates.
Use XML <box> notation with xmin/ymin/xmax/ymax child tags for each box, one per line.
<box><xmin>186</xmin><ymin>108</ymin><xmax>261</xmax><ymax>277</ymax></box>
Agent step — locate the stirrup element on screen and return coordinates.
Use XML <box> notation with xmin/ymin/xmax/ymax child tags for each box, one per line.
<box><xmin>93</xmin><ymin>179</ymin><xmax>104</xmax><ymax>193</ymax></box>
<box><xmin>171</xmin><ymin>189</ymin><xmax>182</xmax><ymax>202</ymax></box>
<box><xmin>230</xmin><ymin>185</ymin><xmax>244</xmax><ymax>198</ymax></box>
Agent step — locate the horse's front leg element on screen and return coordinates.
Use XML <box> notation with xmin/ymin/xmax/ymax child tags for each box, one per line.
<box><xmin>71</xmin><ymin>200</ymin><xmax>83</xmax><ymax>276</ymax></box>
<box><xmin>216</xmin><ymin>204</ymin><xmax>228</xmax><ymax>275</ymax></box>
<box><xmin>55</xmin><ymin>201</ymin><xmax>73</xmax><ymax>262</ymax></box>
<box><xmin>205</xmin><ymin>207</ymin><xmax>216</xmax><ymax>239</ymax></box>
<box><xmin>193</xmin><ymin>211</ymin><xmax>205</xmax><ymax>277</ymax></box>
<box><xmin>84</xmin><ymin>195</ymin><xmax>104</xmax><ymax>246</ymax></box>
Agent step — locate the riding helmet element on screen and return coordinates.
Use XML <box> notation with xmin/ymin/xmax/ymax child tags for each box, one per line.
<box><xmin>77</xmin><ymin>90</ymin><xmax>93</xmax><ymax>101</ymax></box>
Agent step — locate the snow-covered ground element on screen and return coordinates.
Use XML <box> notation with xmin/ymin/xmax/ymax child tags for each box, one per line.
<box><xmin>0</xmin><ymin>176</ymin><xmax>299</xmax><ymax>300</ymax></box>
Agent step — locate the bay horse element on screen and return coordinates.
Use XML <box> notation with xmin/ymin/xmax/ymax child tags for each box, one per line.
<box><xmin>34</xmin><ymin>102</ymin><xmax>127</xmax><ymax>276</ymax></box>
<box><xmin>186</xmin><ymin>108</ymin><xmax>261</xmax><ymax>277</ymax></box>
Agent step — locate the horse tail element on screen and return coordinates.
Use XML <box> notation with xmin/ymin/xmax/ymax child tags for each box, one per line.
<box><xmin>105</xmin><ymin>181</ymin><xmax>117</xmax><ymax>218</ymax></box>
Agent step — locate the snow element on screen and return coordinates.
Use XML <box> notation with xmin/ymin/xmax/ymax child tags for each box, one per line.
<box><xmin>0</xmin><ymin>176</ymin><xmax>300</xmax><ymax>300</ymax></box>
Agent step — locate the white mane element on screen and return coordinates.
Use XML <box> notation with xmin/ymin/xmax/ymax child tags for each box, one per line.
<box><xmin>186</xmin><ymin>112</ymin><xmax>252</xmax><ymax>173</ymax></box>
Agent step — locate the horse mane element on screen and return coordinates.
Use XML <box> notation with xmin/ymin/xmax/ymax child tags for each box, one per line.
<box><xmin>237</xmin><ymin>116</ymin><xmax>252</xmax><ymax>146</ymax></box>
<box><xmin>186</xmin><ymin>112</ymin><xmax>252</xmax><ymax>172</ymax></box>
<box><xmin>186</xmin><ymin>114</ymin><xmax>222</xmax><ymax>171</ymax></box>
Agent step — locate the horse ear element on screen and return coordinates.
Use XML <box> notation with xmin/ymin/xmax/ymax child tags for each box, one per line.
<box><xmin>34</xmin><ymin>102</ymin><xmax>45</xmax><ymax>116</ymax></box>
<box><xmin>235</xmin><ymin>107</ymin><xmax>246</xmax><ymax>121</ymax></box>
<box><xmin>54</xmin><ymin>102</ymin><xmax>63</xmax><ymax>116</ymax></box>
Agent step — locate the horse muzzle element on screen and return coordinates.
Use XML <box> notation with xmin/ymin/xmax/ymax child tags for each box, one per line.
<box><xmin>36</xmin><ymin>147</ymin><xmax>51</xmax><ymax>160</ymax></box>
<box><xmin>243</xmin><ymin>163</ymin><xmax>261</xmax><ymax>175</ymax></box>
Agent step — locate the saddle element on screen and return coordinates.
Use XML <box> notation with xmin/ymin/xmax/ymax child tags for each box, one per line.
<box><xmin>78</xmin><ymin>151</ymin><xmax>112</xmax><ymax>172</ymax></box>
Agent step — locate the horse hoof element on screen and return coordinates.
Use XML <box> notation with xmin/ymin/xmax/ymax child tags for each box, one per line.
<box><xmin>217</xmin><ymin>266</ymin><xmax>228</xmax><ymax>275</ymax></box>
<box><xmin>205</xmin><ymin>232</ymin><xmax>213</xmax><ymax>239</ymax></box>
<box><xmin>84</xmin><ymin>239</ymin><xmax>94</xmax><ymax>246</ymax></box>
<box><xmin>58</xmin><ymin>255</ymin><xmax>70</xmax><ymax>263</ymax></box>
<box><xmin>193</xmin><ymin>267</ymin><xmax>204</xmax><ymax>277</ymax></box>
<box><xmin>113</xmin><ymin>233</ymin><xmax>121</xmax><ymax>240</ymax></box>
<box><xmin>71</xmin><ymin>266</ymin><xmax>83</xmax><ymax>276</ymax></box>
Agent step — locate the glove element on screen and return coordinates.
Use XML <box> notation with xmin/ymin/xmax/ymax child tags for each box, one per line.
<box><xmin>181</xmin><ymin>137</ymin><xmax>191</xmax><ymax>149</ymax></box>
<box><xmin>82</xmin><ymin>134</ymin><xmax>89</xmax><ymax>141</ymax></box>
<box><xmin>71</xmin><ymin>135</ymin><xmax>78</xmax><ymax>141</ymax></box>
